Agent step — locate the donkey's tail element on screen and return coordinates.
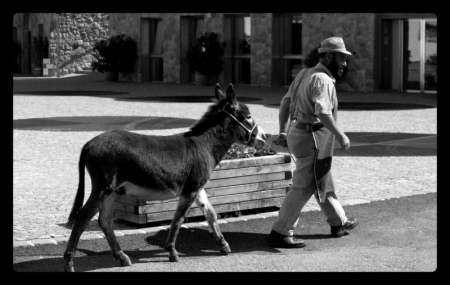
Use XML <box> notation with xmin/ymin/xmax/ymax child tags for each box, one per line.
<box><xmin>66</xmin><ymin>145</ymin><xmax>89</xmax><ymax>228</ymax></box>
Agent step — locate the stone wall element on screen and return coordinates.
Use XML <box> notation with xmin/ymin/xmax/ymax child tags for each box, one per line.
<box><xmin>302</xmin><ymin>13</ymin><xmax>375</xmax><ymax>92</ymax></box>
<box><xmin>53</xmin><ymin>13</ymin><xmax>110</xmax><ymax>76</ymax></box>
<box><xmin>163</xmin><ymin>15</ymin><xmax>181</xmax><ymax>83</ymax></box>
<box><xmin>13</xmin><ymin>13</ymin><xmax>110</xmax><ymax>76</ymax></box>
<box><xmin>250</xmin><ymin>13</ymin><xmax>272</xmax><ymax>87</ymax></box>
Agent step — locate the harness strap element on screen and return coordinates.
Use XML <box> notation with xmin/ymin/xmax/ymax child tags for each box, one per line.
<box><xmin>223</xmin><ymin>110</ymin><xmax>258</xmax><ymax>145</ymax></box>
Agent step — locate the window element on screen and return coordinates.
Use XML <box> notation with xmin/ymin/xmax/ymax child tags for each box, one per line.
<box><xmin>403</xmin><ymin>18</ymin><xmax>437</xmax><ymax>92</ymax></box>
<box><xmin>224</xmin><ymin>14</ymin><xmax>251</xmax><ymax>84</ymax></box>
<box><xmin>272</xmin><ymin>14</ymin><xmax>302</xmax><ymax>86</ymax></box>
<box><xmin>38</xmin><ymin>24</ymin><xmax>43</xmax><ymax>37</ymax></box>
<box><xmin>140</xmin><ymin>18</ymin><xmax>163</xmax><ymax>82</ymax></box>
<box><xmin>180</xmin><ymin>16</ymin><xmax>205</xmax><ymax>83</ymax></box>
<box><xmin>380</xmin><ymin>16</ymin><xmax>437</xmax><ymax>93</ymax></box>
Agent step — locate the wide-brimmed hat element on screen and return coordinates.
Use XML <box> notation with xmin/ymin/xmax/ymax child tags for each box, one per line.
<box><xmin>318</xmin><ymin>37</ymin><xmax>352</xmax><ymax>55</ymax></box>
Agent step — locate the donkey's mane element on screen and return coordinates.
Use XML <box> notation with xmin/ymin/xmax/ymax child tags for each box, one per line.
<box><xmin>184</xmin><ymin>99</ymin><xmax>230</xmax><ymax>137</ymax></box>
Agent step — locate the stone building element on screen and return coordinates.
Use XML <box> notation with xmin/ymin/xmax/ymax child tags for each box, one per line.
<box><xmin>13</xmin><ymin>13</ymin><xmax>437</xmax><ymax>93</ymax></box>
<box><xmin>13</xmin><ymin>13</ymin><xmax>109</xmax><ymax>77</ymax></box>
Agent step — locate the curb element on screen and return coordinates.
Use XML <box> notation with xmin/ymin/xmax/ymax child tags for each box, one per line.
<box><xmin>12</xmin><ymin>211</ymin><xmax>290</xmax><ymax>248</ymax></box>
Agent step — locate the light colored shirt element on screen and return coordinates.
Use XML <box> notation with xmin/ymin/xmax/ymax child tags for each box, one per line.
<box><xmin>280</xmin><ymin>62</ymin><xmax>337</xmax><ymax>126</ymax></box>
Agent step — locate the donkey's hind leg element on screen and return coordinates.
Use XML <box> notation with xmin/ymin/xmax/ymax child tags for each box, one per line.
<box><xmin>98</xmin><ymin>192</ymin><xmax>132</xmax><ymax>267</ymax></box>
<box><xmin>165</xmin><ymin>193</ymin><xmax>197</xmax><ymax>262</ymax></box>
<box><xmin>63</xmin><ymin>193</ymin><xmax>102</xmax><ymax>272</ymax></box>
<box><xmin>195</xmin><ymin>188</ymin><xmax>231</xmax><ymax>254</ymax></box>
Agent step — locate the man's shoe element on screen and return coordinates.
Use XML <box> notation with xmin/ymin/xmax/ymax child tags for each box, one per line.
<box><xmin>268</xmin><ymin>230</ymin><xmax>306</xmax><ymax>248</ymax></box>
<box><xmin>330</xmin><ymin>218</ymin><xmax>359</xmax><ymax>237</ymax></box>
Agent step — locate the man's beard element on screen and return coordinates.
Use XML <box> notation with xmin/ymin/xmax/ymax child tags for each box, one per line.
<box><xmin>328</xmin><ymin>54</ymin><xmax>345</xmax><ymax>78</ymax></box>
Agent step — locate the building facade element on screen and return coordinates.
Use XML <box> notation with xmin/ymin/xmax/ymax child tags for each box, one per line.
<box><xmin>13</xmin><ymin>13</ymin><xmax>437</xmax><ymax>93</ymax></box>
<box><xmin>13</xmin><ymin>13</ymin><xmax>109</xmax><ymax>77</ymax></box>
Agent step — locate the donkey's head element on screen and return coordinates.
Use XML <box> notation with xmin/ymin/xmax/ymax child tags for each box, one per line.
<box><xmin>215</xmin><ymin>83</ymin><xmax>266</xmax><ymax>149</ymax></box>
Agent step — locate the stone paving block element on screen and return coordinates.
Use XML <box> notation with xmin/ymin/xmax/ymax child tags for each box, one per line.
<box><xmin>79</xmin><ymin>234</ymin><xmax>104</xmax><ymax>240</ymax></box>
<box><xmin>221</xmin><ymin>217</ymin><xmax>250</xmax><ymax>223</ymax></box>
<box><xmin>28</xmin><ymin>239</ymin><xmax>58</xmax><ymax>246</ymax></box>
<box><xmin>53</xmin><ymin>236</ymin><xmax>70</xmax><ymax>244</ymax></box>
<box><xmin>342</xmin><ymin>199</ymin><xmax>371</xmax><ymax>205</ymax></box>
<box><xmin>302</xmin><ymin>205</ymin><xmax>321</xmax><ymax>212</ymax></box>
<box><xmin>184</xmin><ymin>221</ymin><xmax>209</xmax><ymax>228</ymax></box>
<box><xmin>243</xmin><ymin>214</ymin><xmax>264</xmax><ymax>221</ymax></box>
<box><xmin>38</xmin><ymin>235</ymin><xmax>52</xmax><ymax>239</ymax></box>
<box><xmin>139</xmin><ymin>226</ymin><xmax>166</xmax><ymax>233</ymax></box>
<box><xmin>257</xmin><ymin>211</ymin><xmax>279</xmax><ymax>218</ymax></box>
<box><xmin>13</xmin><ymin>241</ymin><xmax>34</xmax><ymax>247</ymax></box>
<box><xmin>121</xmin><ymin>229</ymin><xmax>147</xmax><ymax>236</ymax></box>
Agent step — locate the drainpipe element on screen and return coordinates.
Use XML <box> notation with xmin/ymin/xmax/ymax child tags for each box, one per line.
<box><xmin>56</xmin><ymin>13</ymin><xmax>60</xmax><ymax>78</ymax></box>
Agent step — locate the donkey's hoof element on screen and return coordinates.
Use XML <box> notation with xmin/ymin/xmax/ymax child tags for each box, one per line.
<box><xmin>169</xmin><ymin>254</ymin><xmax>180</xmax><ymax>262</ymax></box>
<box><xmin>119</xmin><ymin>255</ymin><xmax>132</xmax><ymax>267</ymax></box>
<box><xmin>220</xmin><ymin>244</ymin><xmax>231</xmax><ymax>255</ymax></box>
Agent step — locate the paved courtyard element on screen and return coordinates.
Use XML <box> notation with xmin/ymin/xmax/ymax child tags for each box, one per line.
<box><xmin>13</xmin><ymin>72</ymin><xmax>437</xmax><ymax>247</ymax></box>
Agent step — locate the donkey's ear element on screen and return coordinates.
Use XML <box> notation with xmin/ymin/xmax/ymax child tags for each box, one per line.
<box><xmin>215</xmin><ymin>83</ymin><xmax>225</xmax><ymax>100</ymax></box>
<box><xmin>226</xmin><ymin>83</ymin><xmax>236</xmax><ymax>103</ymax></box>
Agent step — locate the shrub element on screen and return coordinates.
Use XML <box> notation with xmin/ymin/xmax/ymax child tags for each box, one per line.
<box><xmin>186</xmin><ymin>32</ymin><xmax>224</xmax><ymax>82</ymax></box>
<box><xmin>91</xmin><ymin>34</ymin><xmax>138</xmax><ymax>73</ymax></box>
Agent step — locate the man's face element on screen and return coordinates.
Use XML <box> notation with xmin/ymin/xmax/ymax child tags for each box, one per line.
<box><xmin>328</xmin><ymin>52</ymin><xmax>348</xmax><ymax>78</ymax></box>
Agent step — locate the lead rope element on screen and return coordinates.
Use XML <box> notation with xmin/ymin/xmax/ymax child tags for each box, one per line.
<box><xmin>223</xmin><ymin>110</ymin><xmax>258</xmax><ymax>145</ymax></box>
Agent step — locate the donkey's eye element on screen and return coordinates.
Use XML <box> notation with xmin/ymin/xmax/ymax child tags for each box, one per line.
<box><xmin>247</xmin><ymin>115</ymin><xmax>252</xmax><ymax>120</ymax></box>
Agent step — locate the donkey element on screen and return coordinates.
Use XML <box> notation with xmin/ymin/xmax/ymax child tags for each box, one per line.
<box><xmin>63</xmin><ymin>83</ymin><xmax>266</xmax><ymax>272</ymax></box>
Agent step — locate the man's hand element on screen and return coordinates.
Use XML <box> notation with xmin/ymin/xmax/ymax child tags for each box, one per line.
<box><xmin>337</xmin><ymin>133</ymin><xmax>351</xmax><ymax>151</ymax></box>
<box><xmin>317</xmin><ymin>113</ymin><xmax>350</xmax><ymax>151</ymax></box>
<box><xmin>273</xmin><ymin>133</ymin><xmax>288</xmax><ymax>148</ymax></box>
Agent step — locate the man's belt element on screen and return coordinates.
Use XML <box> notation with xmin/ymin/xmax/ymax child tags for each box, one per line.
<box><xmin>292</xmin><ymin>121</ymin><xmax>323</xmax><ymax>132</ymax></box>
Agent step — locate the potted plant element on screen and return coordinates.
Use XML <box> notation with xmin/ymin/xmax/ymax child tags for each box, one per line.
<box><xmin>91</xmin><ymin>34</ymin><xmax>138</xmax><ymax>82</ymax></box>
<box><xmin>186</xmin><ymin>32</ymin><xmax>224</xmax><ymax>85</ymax></box>
<box><xmin>31</xmin><ymin>36</ymin><xmax>48</xmax><ymax>76</ymax></box>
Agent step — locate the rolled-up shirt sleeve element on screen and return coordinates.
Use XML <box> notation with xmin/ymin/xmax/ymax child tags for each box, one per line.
<box><xmin>311</xmin><ymin>74</ymin><xmax>335</xmax><ymax>115</ymax></box>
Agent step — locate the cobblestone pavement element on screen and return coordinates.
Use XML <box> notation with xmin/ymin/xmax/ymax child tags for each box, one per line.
<box><xmin>13</xmin><ymin>72</ymin><xmax>437</xmax><ymax>247</ymax></box>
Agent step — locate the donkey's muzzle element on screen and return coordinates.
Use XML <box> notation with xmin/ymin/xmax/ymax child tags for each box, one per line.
<box><xmin>253</xmin><ymin>125</ymin><xmax>267</xmax><ymax>150</ymax></box>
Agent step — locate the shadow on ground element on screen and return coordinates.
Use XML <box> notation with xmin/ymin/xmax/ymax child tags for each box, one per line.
<box><xmin>333</xmin><ymin>132</ymin><xmax>437</xmax><ymax>157</ymax></box>
<box><xmin>267</xmin><ymin>132</ymin><xmax>437</xmax><ymax>157</ymax></box>
<box><xmin>13</xmin><ymin>193</ymin><xmax>437</xmax><ymax>272</ymax></box>
<box><xmin>13</xmin><ymin>116</ymin><xmax>198</xmax><ymax>132</ymax></box>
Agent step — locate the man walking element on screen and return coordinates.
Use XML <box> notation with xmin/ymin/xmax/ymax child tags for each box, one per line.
<box><xmin>268</xmin><ymin>37</ymin><xmax>358</xmax><ymax>248</ymax></box>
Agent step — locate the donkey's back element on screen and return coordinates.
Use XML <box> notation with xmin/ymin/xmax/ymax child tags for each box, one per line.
<box><xmin>82</xmin><ymin>129</ymin><xmax>212</xmax><ymax>198</ymax></box>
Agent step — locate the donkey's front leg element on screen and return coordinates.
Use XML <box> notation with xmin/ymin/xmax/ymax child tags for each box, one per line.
<box><xmin>195</xmin><ymin>188</ymin><xmax>231</xmax><ymax>255</ymax></box>
<box><xmin>165</xmin><ymin>194</ymin><xmax>196</xmax><ymax>262</ymax></box>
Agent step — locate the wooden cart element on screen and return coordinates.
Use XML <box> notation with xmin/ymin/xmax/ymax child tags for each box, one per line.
<box><xmin>114</xmin><ymin>154</ymin><xmax>292</xmax><ymax>224</ymax></box>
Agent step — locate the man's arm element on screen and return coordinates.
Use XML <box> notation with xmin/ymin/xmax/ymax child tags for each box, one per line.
<box><xmin>317</xmin><ymin>113</ymin><xmax>350</xmax><ymax>151</ymax></box>
<box><xmin>279</xmin><ymin>95</ymin><xmax>290</xmax><ymax>134</ymax></box>
<box><xmin>273</xmin><ymin>94</ymin><xmax>291</xmax><ymax>148</ymax></box>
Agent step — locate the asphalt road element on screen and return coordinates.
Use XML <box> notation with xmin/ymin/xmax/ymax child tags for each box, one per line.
<box><xmin>12</xmin><ymin>192</ymin><xmax>437</xmax><ymax>273</ymax></box>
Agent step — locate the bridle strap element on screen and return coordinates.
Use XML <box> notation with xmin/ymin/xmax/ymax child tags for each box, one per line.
<box><xmin>223</xmin><ymin>110</ymin><xmax>258</xmax><ymax>145</ymax></box>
